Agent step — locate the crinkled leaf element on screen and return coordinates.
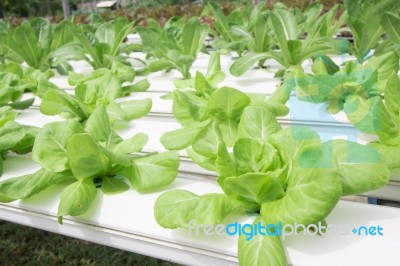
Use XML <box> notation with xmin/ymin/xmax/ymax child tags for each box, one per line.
<box><xmin>233</xmin><ymin>138</ymin><xmax>281</xmax><ymax>175</ymax></box>
<box><xmin>224</xmin><ymin>173</ymin><xmax>285</xmax><ymax>205</ymax></box>
<box><xmin>344</xmin><ymin>95</ymin><xmax>400</xmax><ymax>146</ymax></box>
<box><xmin>322</xmin><ymin>140</ymin><xmax>390</xmax><ymax>195</ymax></box>
<box><xmin>154</xmin><ymin>190</ymin><xmax>251</xmax><ymax>229</ymax></box>
<box><xmin>261</xmin><ymin>167</ymin><xmax>341</xmax><ymax>226</ymax></box>
<box><xmin>268</xmin><ymin>127</ymin><xmax>321</xmax><ymax>167</ymax></box>
<box><xmin>238</xmin><ymin>106</ymin><xmax>281</xmax><ymax>140</ymax></box>
<box><xmin>238</xmin><ymin>216</ymin><xmax>287</xmax><ymax>266</ymax></box>
<box><xmin>208</xmin><ymin>87</ymin><xmax>250</xmax><ymax>122</ymax></box>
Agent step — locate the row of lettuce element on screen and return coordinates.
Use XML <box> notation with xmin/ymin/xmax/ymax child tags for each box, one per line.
<box><xmin>0</xmin><ymin>1</ymin><xmax>399</xmax><ymax>265</ymax></box>
<box><xmin>0</xmin><ymin>1</ymin><xmax>399</xmax><ymax>77</ymax></box>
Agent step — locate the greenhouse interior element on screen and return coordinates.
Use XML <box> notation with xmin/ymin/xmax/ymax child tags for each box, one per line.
<box><xmin>0</xmin><ymin>0</ymin><xmax>400</xmax><ymax>265</ymax></box>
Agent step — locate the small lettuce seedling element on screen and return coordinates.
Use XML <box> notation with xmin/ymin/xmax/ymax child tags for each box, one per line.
<box><xmin>0</xmin><ymin>105</ymin><xmax>179</xmax><ymax>223</ymax></box>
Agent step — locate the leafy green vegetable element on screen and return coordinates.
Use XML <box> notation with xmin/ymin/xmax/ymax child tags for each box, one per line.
<box><xmin>260</xmin><ymin>167</ymin><xmax>342</xmax><ymax>226</ymax></box>
<box><xmin>287</xmin><ymin>55</ymin><xmax>400</xmax><ymax>146</ymax></box>
<box><xmin>319</xmin><ymin>140</ymin><xmax>390</xmax><ymax>195</ymax></box>
<box><xmin>1</xmin><ymin>105</ymin><xmax>179</xmax><ymax>223</ymax></box>
<box><xmin>32</xmin><ymin>119</ymin><xmax>84</xmax><ymax>172</ymax></box>
<box><xmin>0</xmin><ymin>19</ymin><xmax>75</xmax><ymax>73</ymax></box>
<box><xmin>345</xmin><ymin>0</ymin><xmax>400</xmax><ymax>61</ymax></box>
<box><xmin>0</xmin><ymin>61</ymin><xmax>53</xmax><ymax>101</ymax></box>
<box><xmin>230</xmin><ymin>5</ymin><xmax>343</xmax><ymax>76</ymax></box>
<box><xmin>0</xmin><ymin>107</ymin><xmax>40</xmax><ymax>176</ymax></box>
<box><xmin>161</xmin><ymin>75</ymin><xmax>253</xmax><ymax>166</ymax></box>
<box><xmin>162</xmin><ymin>63</ymin><xmax>290</xmax><ymax>175</ymax></box>
<box><xmin>137</xmin><ymin>17</ymin><xmax>209</xmax><ymax>78</ymax></box>
<box><xmin>39</xmin><ymin>68</ymin><xmax>151</xmax><ymax>124</ymax></box>
<box><xmin>55</xmin><ymin>17</ymin><xmax>136</xmax><ymax>70</ymax></box>
<box><xmin>155</xmin><ymin>105</ymin><xmax>389</xmax><ymax>265</ymax></box>
<box><xmin>207</xmin><ymin>1</ymin><xmax>267</xmax><ymax>57</ymax></box>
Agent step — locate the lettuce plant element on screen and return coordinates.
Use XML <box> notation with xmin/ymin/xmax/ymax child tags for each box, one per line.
<box><xmin>0</xmin><ymin>18</ymin><xmax>76</xmax><ymax>74</ymax></box>
<box><xmin>0</xmin><ymin>20</ymin><xmax>15</xmax><ymax>63</ymax></box>
<box><xmin>230</xmin><ymin>6</ymin><xmax>344</xmax><ymax>77</ymax></box>
<box><xmin>56</xmin><ymin>17</ymin><xmax>137</xmax><ymax>70</ymax></box>
<box><xmin>286</xmin><ymin>50</ymin><xmax>400</xmax><ymax>178</ymax></box>
<box><xmin>0</xmin><ymin>105</ymin><xmax>179</xmax><ymax>223</ymax></box>
<box><xmin>207</xmin><ymin>1</ymin><xmax>265</xmax><ymax>57</ymax></box>
<box><xmin>160</xmin><ymin>67</ymin><xmax>288</xmax><ymax>171</ymax></box>
<box><xmin>155</xmin><ymin>106</ymin><xmax>389</xmax><ymax>265</ymax></box>
<box><xmin>0</xmin><ymin>106</ymin><xmax>39</xmax><ymax>175</ymax></box>
<box><xmin>344</xmin><ymin>0</ymin><xmax>400</xmax><ymax>62</ymax></box>
<box><xmin>0</xmin><ymin>63</ymin><xmax>34</xmax><ymax>109</ymax></box>
<box><xmin>225</xmin><ymin>8</ymin><xmax>272</xmax><ymax>67</ymax></box>
<box><xmin>376</xmin><ymin>11</ymin><xmax>400</xmax><ymax>56</ymax></box>
<box><xmin>287</xmin><ymin>50</ymin><xmax>399</xmax><ymax>144</ymax></box>
<box><xmin>0</xmin><ymin>62</ymin><xmax>55</xmax><ymax>109</ymax></box>
<box><xmin>38</xmin><ymin>66</ymin><xmax>151</xmax><ymax>124</ymax></box>
<box><xmin>136</xmin><ymin>17</ymin><xmax>209</xmax><ymax>78</ymax></box>
<box><xmin>161</xmin><ymin>76</ymin><xmax>249</xmax><ymax>170</ymax></box>
<box><xmin>172</xmin><ymin>52</ymin><xmax>226</xmax><ymax>90</ymax></box>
